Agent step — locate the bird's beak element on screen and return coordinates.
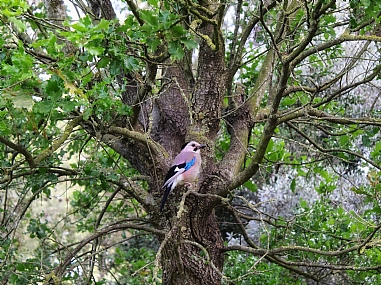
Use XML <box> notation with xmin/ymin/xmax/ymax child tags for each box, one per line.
<box><xmin>197</xmin><ymin>144</ymin><xmax>206</xmax><ymax>150</ymax></box>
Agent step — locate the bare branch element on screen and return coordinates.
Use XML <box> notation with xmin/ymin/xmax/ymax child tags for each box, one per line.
<box><xmin>287</xmin><ymin>121</ymin><xmax>381</xmax><ymax>170</ymax></box>
<box><xmin>52</xmin><ymin>222</ymin><xmax>165</xmax><ymax>279</ymax></box>
<box><xmin>0</xmin><ymin>135</ymin><xmax>36</xmax><ymax>168</ymax></box>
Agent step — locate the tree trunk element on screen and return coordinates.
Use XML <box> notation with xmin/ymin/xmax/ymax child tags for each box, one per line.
<box><xmin>159</xmin><ymin>194</ymin><xmax>224</xmax><ymax>285</ymax></box>
<box><xmin>153</xmin><ymin>18</ymin><xmax>228</xmax><ymax>284</ymax></box>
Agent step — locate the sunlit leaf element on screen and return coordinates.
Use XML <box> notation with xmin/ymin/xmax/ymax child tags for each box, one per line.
<box><xmin>2</xmin><ymin>91</ymin><xmax>34</xmax><ymax>110</ymax></box>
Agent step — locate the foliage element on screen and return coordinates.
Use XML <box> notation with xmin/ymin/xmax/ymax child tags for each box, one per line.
<box><xmin>1</xmin><ymin>0</ymin><xmax>381</xmax><ymax>284</ymax></box>
<box><xmin>224</xmin><ymin>251</ymin><xmax>305</xmax><ymax>285</ymax></box>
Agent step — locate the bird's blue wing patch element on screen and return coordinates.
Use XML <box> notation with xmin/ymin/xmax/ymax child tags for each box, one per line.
<box><xmin>184</xmin><ymin>157</ymin><xmax>196</xmax><ymax>171</ymax></box>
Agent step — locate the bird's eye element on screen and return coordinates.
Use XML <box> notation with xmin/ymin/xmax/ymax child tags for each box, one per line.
<box><xmin>191</xmin><ymin>143</ymin><xmax>195</xmax><ymax>147</ymax></box>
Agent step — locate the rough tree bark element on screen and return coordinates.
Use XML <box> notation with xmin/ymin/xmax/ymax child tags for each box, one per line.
<box><xmin>149</xmin><ymin>8</ymin><xmax>230</xmax><ymax>285</ymax></box>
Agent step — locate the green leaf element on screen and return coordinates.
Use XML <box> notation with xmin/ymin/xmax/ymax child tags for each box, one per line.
<box><xmin>89</xmin><ymin>33</ymin><xmax>105</xmax><ymax>41</ymax></box>
<box><xmin>97</xmin><ymin>57</ymin><xmax>110</xmax><ymax>68</ymax></box>
<box><xmin>0</xmin><ymin>120</ymin><xmax>10</xmax><ymax>135</ymax></box>
<box><xmin>87</xmin><ymin>45</ymin><xmax>104</xmax><ymax>56</ymax></box>
<box><xmin>71</xmin><ymin>22</ymin><xmax>88</xmax><ymax>32</ymax></box>
<box><xmin>244</xmin><ymin>180</ymin><xmax>257</xmax><ymax>192</ymax></box>
<box><xmin>9</xmin><ymin>273</ymin><xmax>18</xmax><ymax>284</ymax></box>
<box><xmin>117</xmin><ymin>104</ymin><xmax>132</xmax><ymax>116</ymax></box>
<box><xmin>362</xmin><ymin>135</ymin><xmax>371</xmax><ymax>147</ymax></box>
<box><xmin>33</xmin><ymin>100</ymin><xmax>53</xmax><ymax>114</ymax></box>
<box><xmin>266</xmin><ymin>139</ymin><xmax>274</xmax><ymax>153</ymax></box>
<box><xmin>170</xmin><ymin>25</ymin><xmax>185</xmax><ymax>37</ymax></box>
<box><xmin>282</xmin><ymin>97</ymin><xmax>296</xmax><ymax>107</ymax></box>
<box><xmin>180</xmin><ymin>39</ymin><xmax>198</xmax><ymax>49</ymax></box>
<box><xmin>158</xmin><ymin>10</ymin><xmax>171</xmax><ymax>23</ymax></box>
<box><xmin>122</xmin><ymin>15</ymin><xmax>134</xmax><ymax>29</ymax></box>
<box><xmin>339</xmin><ymin>135</ymin><xmax>349</xmax><ymax>146</ymax></box>
<box><xmin>82</xmin><ymin>107</ymin><xmax>92</xmax><ymax>120</ymax></box>
<box><xmin>146</xmin><ymin>37</ymin><xmax>161</xmax><ymax>51</ymax></box>
<box><xmin>299</xmin><ymin>198</ymin><xmax>308</xmax><ymax>209</ymax></box>
<box><xmin>9</xmin><ymin>16</ymin><xmax>26</xmax><ymax>32</ymax></box>
<box><xmin>148</xmin><ymin>0</ymin><xmax>158</xmax><ymax>7</ymax></box>
<box><xmin>123</xmin><ymin>57</ymin><xmax>139</xmax><ymax>71</ymax></box>
<box><xmin>94</xmin><ymin>19</ymin><xmax>110</xmax><ymax>31</ymax></box>
<box><xmin>2</xmin><ymin>65</ymin><xmax>19</xmax><ymax>77</ymax></box>
<box><xmin>140</xmin><ymin>10</ymin><xmax>158</xmax><ymax>26</ymax></box>
<box><xmin>290</xmin><ymin>178</ymin><xmax>296</xmax><ymax>193</ymax></box>
<box><xmin>45</xmin><ymin>75</ymin><xmax>63</xmax><ymax>94</ymax></box>
<box><xmin>370</xmin><ymin>140</ymin><xmax>381</xmax><ymax>159</ymax></box>
<box><xmin>168</xmin><ymin>41</ymin><xmax>184</xmax><ymax>59</ymax></box>
<box><xmin>2</xmin><ymin>91</ymin><xmax>34</xmax><ymax>110</ymax></box>
<box><xmin>324</xmin><ymin>14</ymin><xmax>336</xmax><ymax>24</ymax></box>
<box><xmin>110</xmin><ymin>59</ymin><xmax>121</xmax><ymax>76</ymax></box>
<box><xmin>11</xmin><ymin>50</ymin><xmax>34</xmax><ymax>72</ymax></box>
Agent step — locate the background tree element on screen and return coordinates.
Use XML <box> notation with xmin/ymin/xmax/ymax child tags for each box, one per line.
<box><xmin>1</xmin><ymin>0</ymin><xmax>381</xmax><ymax>284</ymax></box>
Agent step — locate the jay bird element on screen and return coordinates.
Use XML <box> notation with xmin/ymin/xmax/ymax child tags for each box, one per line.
<box><xmin>160</xmin><ymin>141</ymin><xmax>206</xmax><ymax>211</ymax></box>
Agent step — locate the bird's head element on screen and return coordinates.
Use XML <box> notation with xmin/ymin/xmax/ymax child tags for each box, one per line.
<box><xmin>181</xmin><ymin>141</ymin><xmax>206</xmax><ymax>153</ymax></box>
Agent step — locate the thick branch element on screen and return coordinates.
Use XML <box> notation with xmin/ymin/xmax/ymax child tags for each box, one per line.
<box><xmin>125</xmin><ymin>0</ymin><xmax>144</xmax><ymax>25</ymax></box>
<box><xmin>228</xmin><ymin>57</ymin><xmax>290</xmax><ymax>189</ymax></box>
<box><xmin>278</xmin><ymin>105</ymin><xmax>381</xmax><ymax>126</ymax></box>
<box><xmin>225</xmin><ymin>245</ymin><xmax>381</xmax><ymax>272</ymax></box>
<box><xmin>34</xmin><ymin>116</ymin><xmax>83</xmax><ymax>165</ymax></box>
<box><xmin>219</xmin><ymin>33</ymin><xmax>277</xmax><ymax>196</ymax></box>
<box><xmin>228</xmin><ymin>199</ymin><xmax>318</xmax><ymax>281</ymax></box>
<box><xmin>0</xmin><ymin>167</ymin><xmax>77</xmax><ymax>185</ymax></box>
<box><xmin>107</xmin><ymin>126</ymin><xmax>167</xmax><ymax>159</ymax></box>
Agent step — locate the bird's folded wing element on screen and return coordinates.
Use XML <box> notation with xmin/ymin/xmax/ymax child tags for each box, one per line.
<box><xmin>162</xmin><ymin>163</ymin><xmax>186</xmax><ymax>189</ymax></box>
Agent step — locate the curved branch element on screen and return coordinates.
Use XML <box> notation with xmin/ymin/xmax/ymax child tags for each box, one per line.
<box><xmin>287</xmin><ymin>121</ymin><xmax>381</xmax><ymax>170</ymax></box>
<box><xmin>224</xmin><ymin>225</ymin><xmax>381</xmax><ymax>280</ymax></box>
<box><xmin>107</xmin><ymin>126</ymin><xmax>168</xmax><ymax>159</ymax></box>
<box><xmin>225</xmin><ymin>245</ymin><xmax>381</xmax><ymax>272</ymax></box>
<box><xmin>0</xmin><ymin>135</ymin><xmax>36</xmax><ymax>168</ymax></box>
<box><xmin>88</xmin><ymin>185</ymin><xmax>122</xmax><ymax>282</ymax></box>
<box><xmin>229</xmin><ymin>43</ymin><xmax>292</xmax><ymax>190</ymax></box>
<box><xmin>34</xmin><ymin>116</ymin><xmax>83</xmax><ymax>165</ymax></box>
<box><xmin>0</xmin><ymin>167</ymin><xmax>77</xmax><ymax>185</ymax></box>
<box><xmin>52</xmin><ymin>222</ymin><xmax>165</xmax><ymax>278</ymax></box>
<box><xmin>220</xmin><ymin>43</ymin><xmax>277</xmax><ymax>196</ymax></box>
<box><xmin>125</xmin><ymin>0</ymin><xmax>144</xmax><ymax>26</ymax></box>
<box><xmin>315</xmin><ymin>63</ymin><xmax>381</xmax><ymax>108</ymax></box>
<box><xmin>110</xmin><ymin>177</ymin><xmax>149</xmax><ymax>207</ymax></box>
<box><xmin>278</xmin><ymin>105</ymin><xmax>381</xmax><ymax>126</ymax></box>
<box><xmin>228</xmin><ymin>199</ymin><xmax>319</xmax><ymax>281</ymax></box>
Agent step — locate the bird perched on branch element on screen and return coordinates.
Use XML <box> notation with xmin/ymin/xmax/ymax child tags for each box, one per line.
<box><xmin>160</xmin><ymin>141</ymin><xmax>206</xmax><ymax>211</ymax></box>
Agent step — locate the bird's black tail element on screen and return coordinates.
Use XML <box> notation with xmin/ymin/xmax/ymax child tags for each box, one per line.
<box><xmin>160</xmin><ymin>186</ymin><xmax>171</xmax><ymax>211</ymax></box>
